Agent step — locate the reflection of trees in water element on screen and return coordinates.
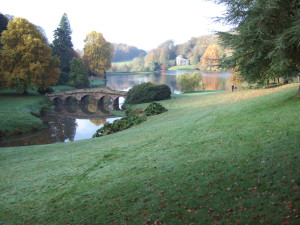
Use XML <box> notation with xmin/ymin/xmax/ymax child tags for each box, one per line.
<box><xmin>202</xmin><ymin>75</ymin><xmax>230</xmax><ymax>91</ymax></box>
<box><xmin>48</xmin><ymin>116</ymin><xmax>77</xmax><ymax>142</ymax></box>
<box><xmin>107</xmin><ymin>71</ymin><xmax>232</xmax><ymax>92</ymax></box>
<box><xmin>90</xmin><ymin>119</ymin><xmax>106</xmax><ymax>126</ymax></box>
<box><xmin>0</xmin><ymin>116</ymin><xmax>78</xmax><ymax>147</ymax></box>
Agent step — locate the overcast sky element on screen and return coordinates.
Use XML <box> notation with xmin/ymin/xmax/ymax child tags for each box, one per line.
<box><xmin>1</xmin><ymin>0</ymin><xmax>228</xmax><ymax>50</ymax></box>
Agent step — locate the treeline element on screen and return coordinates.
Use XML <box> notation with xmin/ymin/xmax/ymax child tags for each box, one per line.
<box><xmin>112</xmin><ymin>43</ymin><xmax>146</xmax><ymax>62</ymax></box>
<box><xmin>110</xmin><ymin>35</ymin><xmax>229</xmax><ymax>72</ymax></box>
<box><xmin>0</xmin><ymin>13</ymin><xmax>113</xmax><ymax>94</ymax></box>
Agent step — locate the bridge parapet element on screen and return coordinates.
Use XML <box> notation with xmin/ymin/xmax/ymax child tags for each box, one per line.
<box><xmin>46</xmin><ymin>86</ymin><xmax>127</xmax><ymax>102</ymax></box>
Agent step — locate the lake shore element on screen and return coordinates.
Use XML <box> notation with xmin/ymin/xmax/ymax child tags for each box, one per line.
<box><xmin>1</xmin><ymin>83</ymin><xmax>299</xmax><ymax>224</ymax></box>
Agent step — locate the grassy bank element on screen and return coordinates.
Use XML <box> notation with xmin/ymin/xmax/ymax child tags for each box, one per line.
<box><xmin>0</xmin><ymin>91</ymin><xmax>50</xmax><ymax>135</ymax></box>
<box><xmin>168</xmin><ymin>65</ymin><xmax>198</xmax><ymax>70</ymax></box>
<box><xmin>0</xmin><ymin>84</ymin><xmax>299</xmax><ymax>224</ymax></box>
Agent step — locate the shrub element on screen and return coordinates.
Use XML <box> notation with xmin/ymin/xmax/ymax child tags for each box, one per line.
<box><xmin>93</xmin><ymin>115</ymin><xmax>146</xmax><ymax>137</ymax></box>
<box><xmin>125</xmin><ymin>82</ymin><xmax>171</xmax><ymax>104</ymax></box>
<box><xmin>144</xmin><ymin>102</ymin><xmax>168</xmax><ymax>116</ymax></box>
<box><xmin>176</xmin><ymin>72</ymin><xmax>205</xmax><ymax>93</ymax></box>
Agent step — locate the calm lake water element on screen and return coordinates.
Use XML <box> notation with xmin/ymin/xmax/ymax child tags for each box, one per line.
<box><xmin>107</xmin><ymin>70</ymin><xmax>232</xmax><ymax>93</ymax></box>
<box><xmin>0</xmin><ymin>70</ymin><xmax>232</xmax><ymax>147</ymax></box>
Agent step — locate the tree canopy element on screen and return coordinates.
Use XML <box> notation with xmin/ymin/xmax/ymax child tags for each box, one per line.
<box><xmin>176</xmin><ymin>72</ymin><xmax>205</xmax><ymax>93</ymax></box>
<box><xmin>83</xmin><ymin>31</ymin><xmax>113</xmax><ymax>79</ymax></box>
<box><xmin>68</xmin><ymin>57</ymin><xmax>90</xmax><ymax>88</ymax></box>
<box><xmin>0</xmin><ymin>17</ymin><xmax>60</xmax><ymax>94</ymax></box>
<box><xmin>211</xmin><ymin>0</ymin><xmax>300</xmax><ymax>84</ymax></box>
<box><xmin>0</xmin><ymin>13</ymin><xmax>9</xmax><ymax>49</ymax></box>
<box><xmin>52</xmin><ymin>13</ymin><xmax>77</xmax><ymax>85</ymax></box>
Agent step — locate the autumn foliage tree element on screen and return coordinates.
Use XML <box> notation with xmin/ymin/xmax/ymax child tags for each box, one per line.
<box><xmin>201</xmin><ymin>44</ymin><xmax>223</xmax><ymax>71</ymax></box>
<box><xmin>0</xmin><ymin>17</ymin><xmax>60</xmax><ymax>94</ymax></box>
<box><xmin>83</xmin><ymin>31</ymin><xmax>113</xmax><ymax>83</ymax></box>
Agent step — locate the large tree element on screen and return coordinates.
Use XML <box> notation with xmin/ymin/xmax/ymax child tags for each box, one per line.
<box><xmin>52</xmin><ymin>13</ymin><xmax>77</xmax><ymax>85</ymax></box>
<box><xmin>68</xmin><ymin>57</ymin><xmax>90</xmax><ymax>88</ymax></box>
<box><xmin>201</xmin><ymin>44</ymin><xmax>223</xmax><ymax>71</ymax></box>
<box><xmin>83</xmin><ymin>31</ymin><xmax>113</xmax><ymax>83</ymax></box>
<box><xmin>0</xmin><ymin>17</ymin><xmax>60</xmax><ymax>94</ymax></box>
<box><xmin>211</xmin><ymin>0</ymin><xmax>300</xmax><ymax>84</ymax></box>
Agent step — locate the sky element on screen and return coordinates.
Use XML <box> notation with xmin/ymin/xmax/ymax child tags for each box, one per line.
<box><xmin>1</xmin><ymin>0</ymin><xmax>228</xmax><ymax>51</ymax></box>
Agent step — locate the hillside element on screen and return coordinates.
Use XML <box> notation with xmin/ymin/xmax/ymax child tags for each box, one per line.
<box><xmin>0</xmin><ymin>84</ymin><xmax>299</xmax><ymax>224</ymax></box>
<box><xmin>112</xmin><ymin>43</ymin><xmax>146</xmax><ymax>62</ymax></box>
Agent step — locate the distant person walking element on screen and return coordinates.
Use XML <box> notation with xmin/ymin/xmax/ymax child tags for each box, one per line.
<box><xmin>231</xmin><ymin>85</ymin><xmax>235</xmax><ymax>92</ymax></box>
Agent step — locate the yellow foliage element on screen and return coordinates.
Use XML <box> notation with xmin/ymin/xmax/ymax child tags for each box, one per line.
<box><xmin>229</xmin><ymin>67</ymin><xmax>244</xmax><ymax>86</ymax></box>
<box><xmin>0</xmin><ymin>17</ymin><xmax>60</xmax><ymax>93</ymax></box>
<box><xmin>201</xmin><ymin>44</ymin><xmax>222</xmax><ymax>70</ymax></box>
<box><xmin>83</xmin><ymin>31</ymin><xmax>113</xmax><ymax>77</ymax></box>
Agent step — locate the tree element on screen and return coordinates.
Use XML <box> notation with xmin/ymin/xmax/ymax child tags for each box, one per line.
<box><xmin>0</xmin><ymin>13</ymin><xmax>9</xmax><ymax>49</ymax></box>
<box><xmin>0</xmin><ymin>17</ymin><xmax>60</xmax><ymax>94</ymax></box>
<box><xmin>211</xmin><ymin>0</ymin><xmax>300</xmax><ymax>84</ymax></box>
<box><xmin>68</xmin><ymin>58</ymin><xmax>90</xmax><ymax>88</ymax></box>
<box><xmin>201</xmin><ymin>44</ymin><xmax>223</xmax><ymax>70</ymax></box>
<box><xmin>52</xmin><ymin>13</ymin><xmax>77</xmax><ymax>85</ymax></box>
<box><xmin>83</xmin><ymin>31</ymin><xmax>113</xmax><ymax>83</ymax></box>
<box><xmin>176</xmin><ymin>72</ymin><xmax>205</xmax><ymax>93</ymax></box>
<box><xmin>144</xmin><ymin>49</ymin><xmax>158</xmax><ymax>69</ymax></box>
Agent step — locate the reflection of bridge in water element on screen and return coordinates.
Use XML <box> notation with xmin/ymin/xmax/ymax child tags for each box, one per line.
<box><xmin>46</xmin><ymin>86</ymin><xmax>127</xmax><ymax>112</ymax></box>
<box><xmin>46</xmin><ymin>103</ymin><xmax>117</xmax><ymax>120</ymax></box>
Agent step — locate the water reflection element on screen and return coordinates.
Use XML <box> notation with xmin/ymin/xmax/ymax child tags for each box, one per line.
<box><xmin>0</xmin><ymin>99</ymin><xmax>122</xmax><ymax>147</ymax></box>
<box><xmin>106</xmin><ymin>70</ymin><xmax>232</xmax><ymax>92</ymax></box>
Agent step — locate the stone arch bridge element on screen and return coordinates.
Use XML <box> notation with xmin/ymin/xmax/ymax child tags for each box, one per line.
<box><xmin>46</xmin><ymin>87</ymin><xmax>127</xmax><ymax>111</ymax></box>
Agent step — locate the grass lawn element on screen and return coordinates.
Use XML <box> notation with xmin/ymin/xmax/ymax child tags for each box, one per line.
<box><xmin>0</xmin><ymin>92</ymin><xmax>50</xmax><ymax>135</ymax></box>
<box><xmin>50</xmin><ymin>85</ymin><xmax>75</xmax><ymax>93</ymax></box>
<box><xmin>168</xmin><ymin>65</ymin><xmax>198</xmax><ymax>70</ymax></box>
<box><xmin>89</xmin><ymin>78</ymin><xmax>105</xmax><ymax>87</ymax></box>
<box><xmin>0</xmin><ymin>84</ymin><xmax>299</xmax><ymax>224</ymax></box>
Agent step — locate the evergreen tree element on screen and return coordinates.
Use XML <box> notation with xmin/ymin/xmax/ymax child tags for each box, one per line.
<box><xmin>211</xmin><ymin>0</ymin><xmax>300</xmax><ymax>84</ymax></box>
<box><xmin>68</xmin><ymin>58</ymin><xmax>90</xmax><ymax>88</ymax></box>
<box><xmin>0</xmin><ymin>13</ymin><xmax>9</xmax><ymax>49</ymax></box>
<box><xmin>52</xmin><ymin>13</ymin><xmax>77</xmax><ymax>85</ymax></box>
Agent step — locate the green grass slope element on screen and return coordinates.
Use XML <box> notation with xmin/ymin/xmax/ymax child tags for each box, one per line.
<box><xmin>0</xmin><ymin>94</ymin><xmax>49</xmax><ymax>135</ymax></box>
<box><xmin>0</xmin><ymin>84</ymin><xmax>299</xmax><ymax>224</ymax></box>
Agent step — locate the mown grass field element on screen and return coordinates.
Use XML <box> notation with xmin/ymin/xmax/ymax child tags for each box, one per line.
<box><xmin>0</xmin><ymin>84</ymin><xmax>299</xmax><ymax>224</ymax></box>
<box><xmin>168</xmin><ymin>65</ymin><xmax>198</xmax><ymax>70</ymax></box>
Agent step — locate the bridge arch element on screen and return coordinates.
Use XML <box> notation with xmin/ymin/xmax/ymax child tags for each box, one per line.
<box><xmin>112</xmin><ymin>96</ymin><xmax>125</xmax><ymax>110</ymax></box>
<box><xmin>64</xmin><ymin>97</ymin><xmax>79</xmax><ymax>113</ymax></box>
<box><xmin>53</xmin><ymin>97</ymin><xmax>63</xmax><ymax>105</ymax></box>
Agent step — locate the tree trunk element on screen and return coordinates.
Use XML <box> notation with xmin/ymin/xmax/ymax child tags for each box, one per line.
<box><xmin>297</xmin><ymin>85</ymin><xmax>300</xmax><ymax>99</ymax></box>
<box><xmin>104</xmin><ymin>71</ymin><xmax>107</xmax><ymax>86</ymax></box>
<box><xmin>22</xmin><ymin>83</ymin><xmax>28</xmax><ymax>95</ymax></box>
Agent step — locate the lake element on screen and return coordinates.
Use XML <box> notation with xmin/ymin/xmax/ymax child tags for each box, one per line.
<box><xmin>0</xmin><ymin>70</ymin><xmax>232</xmax><ymax>147</ymax></box>
<box><xmin>107</xmin><ymin>70</ymin><xmax>232</xmax><ymax>93</ymax></box>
